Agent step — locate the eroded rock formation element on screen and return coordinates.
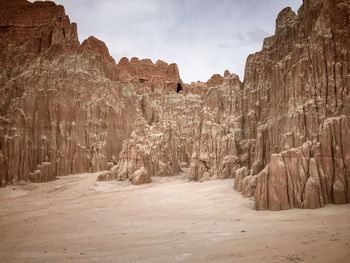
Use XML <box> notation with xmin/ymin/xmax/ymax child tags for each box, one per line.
<box><xmin>189</xmin><ymin>72</ymin><xmax>246</xmax><ymax>181</ymax></box>
<box><xmin>233</xmin><ymin>0</ymin><xmax>350</xmax><ymax>209</ymax></box>
<box><xmin>251</xmin><ymin>116</ymin><xmax>350</xmax><ymax>210</ymax></box>
<box><xmin>116</xmin><ymin>57</ymin><xmax>182</xmax><ymax>95</ymax></box>
<box><xmin>187</xmin><ymin>0</ymin><xmax>350</xmax><ymax>210</ymax></box>
<box><xmin>0</xmin><ymin>0</ymin><xmax>182</xmax><ymax>185</ymax></box>
<box><xmin>1</xmin><ymin>0</ymin><xmax>349</xmax><ymax>210</ymax></box>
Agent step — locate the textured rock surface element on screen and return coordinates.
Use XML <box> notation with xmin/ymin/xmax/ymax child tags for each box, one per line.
<box><xmin>237</xmin><ymin>0</ymin><xmax>350</xmax><ymax>210</ymax></box>
<box><xmin>187</xmin><ymin>0</ymin><xmax>350</xmax><ymax>210</ymax></box>
<box><xmin>254</xmin><ymin>116</ymin><xmax>350</xmax><ymax>210</ymax></box>
<box><xmin>0</xmin><ymin>0</ymin><xmax>181</xmax><ymax>185</ymax></box>
<box><xmin>189</xmin><ymin>72</ymin><xmax>246</xmax><ymax>181</ymax></box>
<box><xmin>206</xmin><ymin>74</ymin><xmax>224</xmax><ymax>87</ymax></box>
<box><xmin>97</xmin><ymin>90</ymin><xmax>203</xmax><ymax>184</ymax></box>
<box><xmin>116</xmin><ymin>57</ymin><xmax>182</xmax><ymax>95</ymax></box>
<box><xmin>1</xmin><ymin>0</ymin><xmax>349</xmax><ymax>211</ymax></box>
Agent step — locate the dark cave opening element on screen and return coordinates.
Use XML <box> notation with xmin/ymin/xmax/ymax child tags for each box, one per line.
<box><xmin>176</xmin><ymin>83</ymin><xmax>183</xmax><ymax>93</ymax></box>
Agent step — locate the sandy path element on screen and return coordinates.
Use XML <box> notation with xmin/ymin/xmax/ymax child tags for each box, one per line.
<box><xmin>0</xmin><ymin>171</ymin><xmax>350</xmax><ymax>263</ymax></box>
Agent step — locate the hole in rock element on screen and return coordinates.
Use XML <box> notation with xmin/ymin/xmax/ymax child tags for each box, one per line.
<box><xmin>176</xmin><ymin>83</ymin><xmax>182</xmax><ymax>93</ymax></box>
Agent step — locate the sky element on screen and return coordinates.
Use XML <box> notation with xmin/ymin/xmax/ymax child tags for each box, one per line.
<box><xmin>49</xmin><ymin>0</ymin><xmax>302</xmax><ymax>83</ymax></box>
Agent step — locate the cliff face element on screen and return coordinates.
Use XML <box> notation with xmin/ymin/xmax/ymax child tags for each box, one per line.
<box><xmin>189</xmin><ymin>72</ymin><xmax>245</xmax><ymax>181</ymax></box>
<box><xmin>0</xmin><ymin>0</ymin><xmax>181</xmax><ymax>186</ymax></box>
<box><xmin>188</xmin><ymin>0</ymin><xmax>350</xmax><ymax>210</ymax></box>
<box><xmin>233</xmin><ymin>0</ymin><xmax>350</xmax><ymax>209</ymax></box>
<box><xmin>1</xmin><ymin>0</ymin><xmax>349</xmax><ymax>210</ymax></box>
<box><xmin>243</xmin><ymin>1</ymin><xmax>349</xmax><ymax>173</ymax></box>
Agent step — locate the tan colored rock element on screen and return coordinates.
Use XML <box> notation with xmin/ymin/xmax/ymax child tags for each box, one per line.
<box><xmin>116</xmin><ymin>57</ymin><xmax>182</xmax><ymax>94</ymax></box>
<box><xmin>236</xmin><ymin>0</ymin><xmax>350</xmax><ymax>210</ymax></box>
<box><xmin>254</xmin><ymin>166</ymin><xmax>269</xmax><ymax>210</ymax></box>
<box><xmin>39</xmin><ymin>162</ymin><xmax>54</xmax><ymax>182</ymax></box>
<box><xmin>266</xmin><ymin>154</ymin><xmax>290</xmax><ymax>211</ymax></box>
<box><xmin>0</xmin><ymin>0</ymin><xmax>141</xmax><ymax>185</ymax></box>
<box><xmin>302</xmin><ymin>158</ymin><xmax>324</xmax><ymax>209</ymax></box>
<box><xmin>233</xmin><ymin>167</ymin><xmax>248</xmax><ymax>192</ymax></box>
<box><xmin>206</xmin><ymin>74</ymin><xmax>223</xmax><ymax>87</ymax></box>
<box><xmin>29</xmin><ymin>170</ymin><xmax>42</xmax><ymax>183</ymax></box>
<box><xmin>180</xmin><ymin>162</ymin><xmax>189</xmax><ymax>168</ymax></box>
<box><xmin>241</xmin><ymin>0</ymin><xmax>350</xmax><ymax>177</ymax></box>
<box><xmin>130</xmin><ymin>167</ymin><xmax>151</xmax><ymax>185</ymax></box>
<box><xmin>81</xmin><ymin>36</ymin><xmax>115</xmax><ymax>64</ymax></box>
<box><xmin>241</xmin><ymin>176</ymin><xmax>257</xmax><ymax>198</ymax></box>
<box><xmin>319</xmin><ymin>116</ymin><xmax>349</xmax><ymax>204</ymax></box>
<box><xmin>0</xmin><ymin>151</ymin><xmax>6</xmax><ymax>187</ymax></box>
<box><xmin>0</xmin><ymin>0</ymin><xmax>189</xmax><ymax>187</ymax></box>
<box><xmin>1</xmin><ymin>0</ymin><xmax>349</xmax><ymax>213</ymax></box>
<box><xmin>253</xmin><ymin>116</ymin><xmax>350</xmax><ymax>210</ymax></box>
<box><xmin>96</xmin><ymin>171</ymin><xmax>112</xmax><ymax>182</ymax></box>
<box><xmin>189</xmin><ymin>73</ymin><xmax>244</xmax><ymax>182</ymax></box>
<box><xmin>97</xmin><ymin>117</ymin><xmax>183</xmax><ymax>184</ymax></box>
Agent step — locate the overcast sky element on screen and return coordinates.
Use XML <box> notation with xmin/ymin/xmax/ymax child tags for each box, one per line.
<box><xmin>50</xmin><ymin>0</ymin><xmax>302</xmax><ymax>83</ymax></box>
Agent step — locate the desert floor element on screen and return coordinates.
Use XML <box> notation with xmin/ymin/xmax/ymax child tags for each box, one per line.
<box><xmin>0</xmin><ymin>170</ymin><xmax>350</xmax><ymax>263</ymax></box>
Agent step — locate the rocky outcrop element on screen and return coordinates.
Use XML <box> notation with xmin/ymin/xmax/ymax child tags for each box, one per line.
<box><xmin>116</xmin><ymin>57</ymin><xmax>182</xmax><ymax>95</ymax></box>
<box><xmin>97</xmin><ymin>118</ymin><xmax>180</xmax><ymax>184</ymax></box>
<box><xmin>206</xmin><ymin>74</ymin><xmax>224</xmax><ymax>87</ymax></box>
<box><xmin>253</xmin><ymin>116</ymin><xmax>350</xmax><ymax>210</ymax></box>
<box><xmin>184</xmin><ymin>73</ymin><xmax>225</xmax><ymax>95</ymax></box>
<box><xmin>0</xmin><ymin>0</ymin><xmax>179</xmax><ymax>186</ymax></box>
<box><xmin>245</xmin><ymin>0</ymin><xmax>349</xmax><ymax>170</ymax></box>
<box><xmin>189</xmin><ymin>122</ymin><xmax>240</xmax><ymax>182</ymax></box>
<box><xmin>189</xmin><ymin>72</ymin><xmax>249</xmax><ymax>181</ymax></box>
<box><xmin>235</xmin><ymin>0</ymin><xmax>350</xmax><ymax>210</ymax></box>
<box><xmin>0</xmin><ymin>151</ymin><xmax>6</xmax><ymax>187</ymax></box>
<box><xmin>102</xmin><ymin>70</ymin><xmax>242</xmax><ymax>185</ymax></box>
<box><xmin>1</xmin><ymin>0</ymin><xmax>349</xmax><ymax>212</ymax></box>
<box><xmin>97</xmin><ymin>89</ymin><xmax>204</xmax><ymax>184</ymax></box>
<box><xmin>81</xmin><ymin>36</ymin><xmax>116</xmax><ymax>64</ymax></box>
<box><xmin>180</xmin><ymin>0</ymin><xmax>350</xmax><ymax>211</ymax></box>
<box><xmin>0</xmin><ymin>1</ymin><xmax>246</xmax><ymax>187</ymax></box>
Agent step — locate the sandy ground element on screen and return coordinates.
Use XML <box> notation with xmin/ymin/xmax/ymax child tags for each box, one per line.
<box><xmin>0</xmin><ymin>170</ymin><xmax>350</xmax><ymax>263</ymax></box>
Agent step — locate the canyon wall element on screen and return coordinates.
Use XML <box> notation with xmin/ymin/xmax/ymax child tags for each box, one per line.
<box><xmin>1</xmin><ymin>0</ymin><xmax>349</xmax><ymax>211</ymax></box>
<box><xmin>189</xmin><ymin>72</ymin><xmax>246</xmax><ymax>181</ymax></box>
<box><xmin>233</xmin><ymin>0</ymin><xmax>350</xmax><ymax>209</ymax></box>
<box><xmin>0</xmin><ymin>0</ymin><xmax>183</xmax><ymax>186</ymax></box>
<box><xmin>188</xmin><ymin>0</ymin><xmax>350</xmax><ymax>210</ymax></box>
